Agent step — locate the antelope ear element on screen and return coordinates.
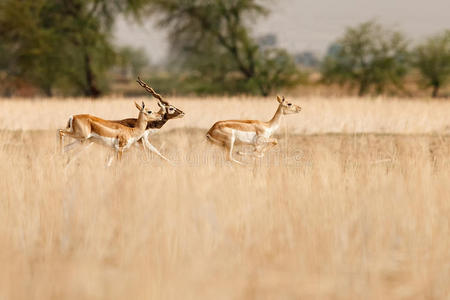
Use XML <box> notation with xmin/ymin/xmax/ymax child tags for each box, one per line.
<box><xmin>158</xmin><ymin>102</ymin><xmax>167</xmax><ymax>113</ymax></box>
<box><xmin>135</xmin><ymin>101</ymin><xmax>142</xmax><ymax>111</ymax></box>
<box><xmin>277</xmin><ymin>96</ymin><xmax>283</xmax><ymax>103</ymax></box>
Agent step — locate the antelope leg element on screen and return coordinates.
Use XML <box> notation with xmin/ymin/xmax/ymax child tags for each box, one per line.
<box><xmin>64</xmin><ymin>140</ymin><xmax>81</xmax><ymax>152</ymax></box>
<box><xmin>227</xmin><ymin>133</ymin><xmax>244</xmax><ymax>165</ymax></box>
<box><xmin>142</xmin><ymin>138</ymin><xmax>173</xmax><ymax>164</ymax></box>
<box><xmin>65</xmin><ymin>141</ymin><xmax>93</xmax><ymax>167</ymax></box>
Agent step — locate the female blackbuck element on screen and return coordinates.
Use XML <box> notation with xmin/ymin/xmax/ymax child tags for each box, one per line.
<box><xmin>111</xmin><ymin>77</ymin><xmax>185</xmax><ymax>163</ymax></box>
<box><xmin>59</xmin><ymin>101</ymin><xmax>160</xmax><ymax>164</ymax></box>
<box><xmin>206</xmin><ymin>96</ymin><xmax>301</xmax><ymax>164</ymax></box>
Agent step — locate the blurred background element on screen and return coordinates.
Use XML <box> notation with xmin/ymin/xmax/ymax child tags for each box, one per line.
<box><xmin>0</xmin><ymin>0</ymin><xmax>449</xmax><ymax>98</ymax></box>
<box><xmin>1</xmin><ymin>3</ymin><xmax>450</xmax><ymax>299</ymax></box>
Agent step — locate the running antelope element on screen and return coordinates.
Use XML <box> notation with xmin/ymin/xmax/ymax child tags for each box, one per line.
<box><xmin>206</xmin><ymin>96</ymin><xmax>301</xmax><ymax>164</ymax></box>
<box><xmin>59</xmin><ymin>101</ymin><xmax>161</xmax><ymax>164</ymax></box>
<box><xmin>111</xmin><ymin>77</ymin><xmax>184</xmax><ymax>163</ymax></box>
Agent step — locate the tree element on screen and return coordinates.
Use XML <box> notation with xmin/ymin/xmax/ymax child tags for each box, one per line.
<box><xmin>294</xmin><ymin>51</ymin><xmax>321</xmax><ymax>69</ymax></box>
<box><xmin>414</xmin><ymin>30</ymin><xmax>450</xmax><ymax>98</ymax></box>
<box><xmin>249</xmin><ymin>48</ymin><xmax>302</xmax><ymax>96</ymax></box>
<box><xmin>321</xmin><ymin>21</ymin><xmax>409</xmax><ymax>96</ymax></box>
<box><xmin>116</xmin><ymin>46</ymin><xmax>150</xmax><ymax>79</ymax></box>
<box><xmin>141</xmin><ymin>0</ymin><xmax>301</xmax><ymax>96</ymax></box>
<box><xmin>0</xmin><ymin>0</ymin><xmax>64</xmax><ymax>96</ymax></box>
<box><xmin>0</xmin><ymin>0</ymin><xmax>142</xmax><ymax>97</ymax></box>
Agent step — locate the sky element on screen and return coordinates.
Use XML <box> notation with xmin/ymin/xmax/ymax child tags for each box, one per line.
<box><xmin>114</xmin><ymin>0</ymin><xmax>450</xmax><ymax>63</ymax></box>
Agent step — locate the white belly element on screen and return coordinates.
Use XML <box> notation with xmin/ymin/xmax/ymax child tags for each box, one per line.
<box><xmin>234</xmin><ymin>130</ymin><xmax>257</xmax><ymax>144</ymax></box>
<box><xmin>89</xmin><ymin>133</ymin><xmax>142</xmax><ymax>150</ymax></box>
<box><xmin>89</xmin><ymin>132</ymin><xmax>118</xmax><ymax>148</ymax></box>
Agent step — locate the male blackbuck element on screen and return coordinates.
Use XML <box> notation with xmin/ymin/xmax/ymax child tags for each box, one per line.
<box><xmin>206</xmin><ymin>96</ymin><xmax>301</xmax><ymax>164</ymax></box>
<box><xmin>111</xmin><ymin>77</ymin><xmax>185</xmax><ymax>163</ymax></box>
<box><xmin>59</xmin><ymin>101</ymin><xmax>160</xmax><ymax>164</ymax></box>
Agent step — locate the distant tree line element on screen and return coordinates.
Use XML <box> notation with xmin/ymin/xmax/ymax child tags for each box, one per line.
<box><xmin>321</xmin><ymin>21</ymin><xmax>450</xmax><ymax>97</ymax></box>
<box><xmin>0</xmin><ymin>0</ymin><xmax>449</xmax><ymax>98</ymax></box>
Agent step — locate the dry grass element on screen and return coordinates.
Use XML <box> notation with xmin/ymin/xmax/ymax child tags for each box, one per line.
<box><xmin>0</xmin><ymin>97</ymin><xmax>450</xmax><ymax>299</ymax></box>
<box><xmin>1</xmin><ymin>96</ymin><xmax>450</xmax><ymax>134</ymax></box>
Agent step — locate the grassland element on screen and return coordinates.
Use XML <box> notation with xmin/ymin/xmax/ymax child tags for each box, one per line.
<box><xmin>0</xmin><ymin>97</ymin><xmax>449</xmax><ymax>299</ymax></box>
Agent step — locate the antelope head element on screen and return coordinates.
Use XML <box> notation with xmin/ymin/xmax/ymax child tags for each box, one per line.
<box><xmin>157</xmin><ymin>101</ymin><xmax>185</xmax><ymax>120</ymax></box>
<box><xmin>137</xmin><ymin>77</ymin><xmax>185</xmax><ymax>120</ymax></box>
<box><xmin>277</xmin><ymin>96</ymin><xmax>301</xmax><ymax>115</ymax></box>
<box><xmin>134</xmin><ymin>101</ymin><xmax>161</xmax><ymax>122</ymax></box>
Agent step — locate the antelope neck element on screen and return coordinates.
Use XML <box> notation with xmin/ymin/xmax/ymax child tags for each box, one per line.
<box><xmin>268</xmin><ymin>104</ymin><xmax>283</xmax><ymax>130</ymax></box>
<box><xmin>135</xmin><ymin>112</ymin><xmax>148</xmax><ymax>131</ymax></box>
<box><xmin>146</xmin><ymin>114</ymin><xmax>169</xmax><ymax>130</ymax></box>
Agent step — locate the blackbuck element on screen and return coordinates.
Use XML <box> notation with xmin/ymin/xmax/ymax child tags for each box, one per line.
<box><xmin>59</xmin><ymin>101</ymin><xmax>160</xmax><ymax>164</ymax></box>
<box><xmin>111</xmin><ymin>77</ymin><xmax>185</xmax><ymax>163</ymax></box>
<box><xmin>206</xmin><ymin>96</ymin><xmax>301</xmax><ymax>164</ymax></box>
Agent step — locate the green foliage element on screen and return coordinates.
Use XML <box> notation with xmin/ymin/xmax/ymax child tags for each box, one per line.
<box><xmin>414</xmin><ymin>30</ymin><xmax>450</xmax><ymax>97</ymax></box>
<box><xmin>0</xmin><ymin>0</ymin><xmax>140</xmax><ymax>97</ymax></box>
<box><xmin>0</xmin><ymin>0</ymin><xmax>62</xmax><ymax>95</ymax></box>
<box><xmin>322</xmin><ymin>21</ymin><xmax>410</xmax><ymax>96</ymax></box>
<box><xmin>116</xmin><ymin>46</ymin><xmax>150</xmax><ymax>79</ymax></box>
<box><xmin>248</xmin><ymin>48</ymin><xmax>305</xmax><ymax>96</ymax></box>
<box><xmin>144</xmin><ymin>0</ymin><xmax>302</xmax><ymax>96</ymax></box>
<box><xmin>294</xmin><ymin>51</ymin><xmax>321</xmax><ymax>69</ymax></box>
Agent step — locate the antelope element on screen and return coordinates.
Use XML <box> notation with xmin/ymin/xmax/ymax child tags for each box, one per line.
<box><xmin>206</xmin><ymin>96</ymin><xmax>301</xmax><ymax>164</ymax></box>
<box><xmin>110</xmin><ymin>77</ymin><xmax>185</xmax><ymax>163</ymax></box>
<box><xmin>58</xmin><ymin>101</ymin><xmax>161</xmax><ymax>164</ymax></box>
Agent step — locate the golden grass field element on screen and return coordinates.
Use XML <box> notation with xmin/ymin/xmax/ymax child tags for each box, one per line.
<box><xmin>0</xmin><ymin>96</ymin><xmax>450</xmax><ymax>299</ymax></box>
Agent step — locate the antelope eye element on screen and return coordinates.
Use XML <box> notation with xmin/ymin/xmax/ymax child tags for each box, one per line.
<box><xmin>169</xmin><ymin>108</ymin><xmax>174</xmax><ymax>112</ymax></box>
<box><xmin>288</xmin><ymin>103</ymin><xmax>292</xmax><ymax>106</ymax></box>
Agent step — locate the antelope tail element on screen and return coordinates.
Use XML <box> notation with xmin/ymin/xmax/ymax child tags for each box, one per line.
<box><xmin>66</xmin><ymin>116</ymin><xmax>74</xmax><ymax>131</ymax></box>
